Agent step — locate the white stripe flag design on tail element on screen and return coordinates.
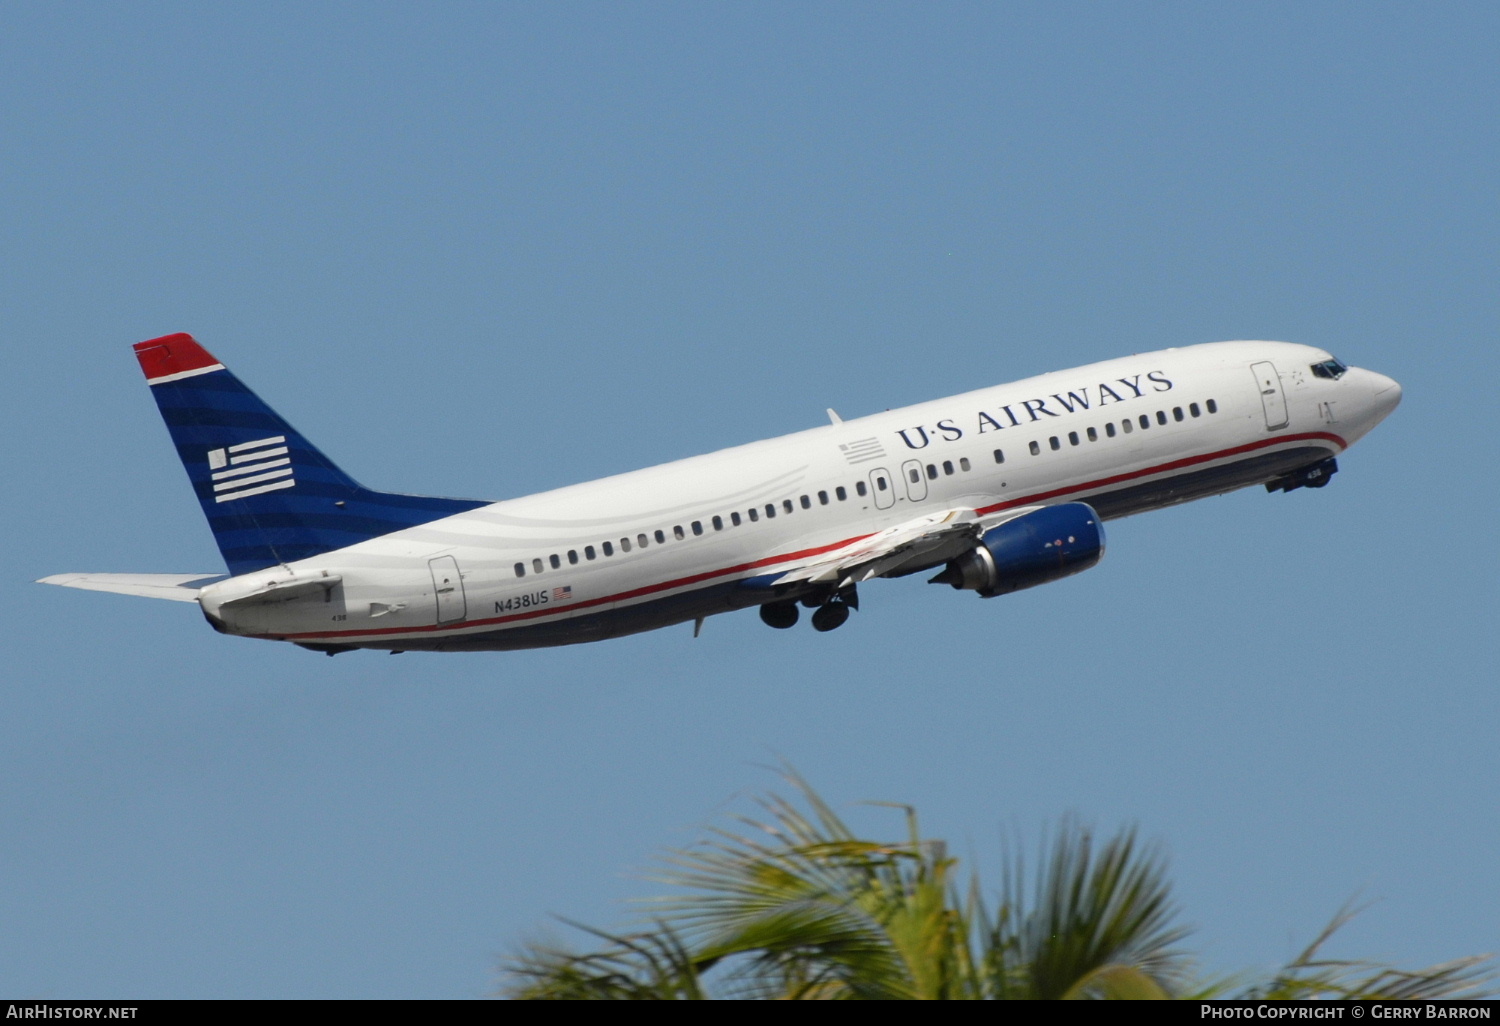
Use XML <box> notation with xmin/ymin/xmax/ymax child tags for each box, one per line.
<box><xmin>207</xmin><ymin>435</ymin><xmax>296</xmax><ymax>502</ymax></box>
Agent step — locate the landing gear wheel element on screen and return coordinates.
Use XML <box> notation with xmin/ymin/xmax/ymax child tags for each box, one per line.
<box><xmin>810</xmin><ymin>600</ymin><xmax>851</xmax><ymax>633</ymax></box>
<box><xmin>759</xmin><ymin>601</ymin><xmax>800</xmax><ymax>629</ymax></box>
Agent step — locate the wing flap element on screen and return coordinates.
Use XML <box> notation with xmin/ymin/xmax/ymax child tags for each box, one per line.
<box><xmin>767</xmin><ymin>508</ymin><xmax>973</xmax><ymax>587</ymax></box>
<box><xmin>37</xmin><ymin>573</ymin><xmax>226</xmax><ymax>602</ymax></box>
<box><xmin>761</xmin><ymin>505</ymin><xmax>1048</xmax><ymax>590</ymax></box>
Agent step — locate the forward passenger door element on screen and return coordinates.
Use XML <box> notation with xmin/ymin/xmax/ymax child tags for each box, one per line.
<box><xmin>1251</xmin><ymin>361</ymin><xmax>1289</xmax><ymax>430</ymax></box>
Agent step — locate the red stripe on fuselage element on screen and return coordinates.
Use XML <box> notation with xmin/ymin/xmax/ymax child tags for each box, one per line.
<box><xmin>975</xmin><ymin>430</ymin><xmax>1346</xmax><ymax>516</ymax></box>
<box><xmin>275</xmin><ymin>431</ymin><xmax>1346</xmax><ymax>643</ymax></box>
<box><xmin>277</xmin><ymin>532</ymin><xmax>876</xmax><ymax>641</ymax></box>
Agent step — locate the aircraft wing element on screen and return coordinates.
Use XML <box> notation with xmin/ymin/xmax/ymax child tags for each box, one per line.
<box><xmin>765</xmin><ymin>506</ymin><xmax>1041</xmax><ymax>590</ymax></box>
<box><xmin>37</xmin><ymin>573</ymin><xmax>226</xmax><ymax>602</ymax></box>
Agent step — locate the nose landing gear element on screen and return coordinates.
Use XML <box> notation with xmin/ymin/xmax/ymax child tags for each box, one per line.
<box><xmin>1267</xmin><ymin>457</ymin><xmax>1339</xmax><ymax>493</ymax></box>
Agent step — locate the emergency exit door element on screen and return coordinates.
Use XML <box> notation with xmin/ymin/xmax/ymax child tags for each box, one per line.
<box><xmin>901</xmin><ymin>459</ymin><xmax>928</xmax><ymax>502</ymax></box>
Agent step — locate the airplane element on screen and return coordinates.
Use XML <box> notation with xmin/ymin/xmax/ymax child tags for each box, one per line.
<box><xmin>39</xmin><ymin>333</ymin><xmax>1401</xmax><ymax>654</ymax></box>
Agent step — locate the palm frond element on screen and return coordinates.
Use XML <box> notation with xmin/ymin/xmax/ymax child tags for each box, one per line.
<box><xmin>1235</xmin><ymin>902</ymin><xmax>1495</xmax><ymax>1001</ymax></box>
<box><xmin>988</xmin><ymin>817</ymin><xmax>1192</xmax><ymax>999</ymax></box>
<box><xmin>501</xmin><ymin>920</ymin><xmax>711</xmax><ymax>1000</ymax></box>
<box><xmin>498</xmin><ymin>772</ymin><xmax>1493</xmax><ymax>1001</ymax></box>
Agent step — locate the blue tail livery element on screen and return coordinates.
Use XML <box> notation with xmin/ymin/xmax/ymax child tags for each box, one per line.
<box><xmin>133</xmin><ymin>333</ymin><xmax>488</xmax><ymax>575</ymax></box>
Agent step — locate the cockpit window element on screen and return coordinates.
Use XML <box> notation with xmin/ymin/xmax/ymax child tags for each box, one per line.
<box><xmin>1311</xmin><ymin>358</ymin><xmax>1348</xmax><ymax>380</ymax></box>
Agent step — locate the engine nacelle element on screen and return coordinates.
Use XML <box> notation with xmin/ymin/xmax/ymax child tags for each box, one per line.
<box><xmin>930</xmin><ymin>502</ymin><xmax>1104</xmax><ymax>598</ymax></box>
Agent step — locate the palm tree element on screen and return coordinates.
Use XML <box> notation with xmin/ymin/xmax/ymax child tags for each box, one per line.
<box><xmin>501</xmin><ymin>772</ymin><xmax>1492</xmax><ymax>1000</ymax></box>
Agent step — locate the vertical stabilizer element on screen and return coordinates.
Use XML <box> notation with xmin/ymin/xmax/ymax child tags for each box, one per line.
<box><xmin>135</xmin><ymin>333</ymin><xmax>488</xmax><ymax>575</ymax></box>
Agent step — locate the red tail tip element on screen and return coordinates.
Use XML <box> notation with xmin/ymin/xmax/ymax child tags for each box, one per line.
<box><xmin>134</xmin><ymin>333</ymin><xmax>223</xmax><ymax>382</ymax></box>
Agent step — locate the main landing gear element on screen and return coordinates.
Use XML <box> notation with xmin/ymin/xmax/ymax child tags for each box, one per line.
<box><xmin>758</xmin><ymin>586</ymin><xmax>859</xmax><ymax>633</ymax></box>
<box><xmin>759</xmin><ymin>601</ymin><xmax>800</xmax><ymax>629</ymax></box>
<box><xmin>810</xmin><ymin>601</ymin><xmax>850</xmax><ymax>632</ymax></box>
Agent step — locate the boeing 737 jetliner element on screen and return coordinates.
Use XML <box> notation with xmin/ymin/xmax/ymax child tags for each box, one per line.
<box><xmin>40</xmin><ymin>334</ymin><xmax>1400</xmax><ymax>653</ymax></box>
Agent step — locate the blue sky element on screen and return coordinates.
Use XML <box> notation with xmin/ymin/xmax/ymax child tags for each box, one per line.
<box><xmin>2</xmin><ymin>1</ymin><xmax>1496</xmax><ymax>998</ymax></box>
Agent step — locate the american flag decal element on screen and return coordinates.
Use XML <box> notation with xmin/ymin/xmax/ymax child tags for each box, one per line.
<box><xmin>207</xmin><ymin>435</ymin><xmax>295</xmax><ymax>503</ymax></box>
<box><xmin>552</xmin><ymin>586</ymin><xmax>572</xmax><ymax>601</ymax></box>
<box><xmin>838</xmin><ymin>437</ymin><xmax>887</xmax><ymax>464</ymax></box>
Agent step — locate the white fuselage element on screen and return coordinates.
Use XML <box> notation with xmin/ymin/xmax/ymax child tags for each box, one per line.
<box><xmin>194</xmin><ymin>341</ymin><xmax>1401</xmax><ymax>651</ymax></box>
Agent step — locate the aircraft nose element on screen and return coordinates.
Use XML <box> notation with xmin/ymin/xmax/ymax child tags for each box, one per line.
<box><xmin>1368</xmin><ymin>370</ymin><xmax>1402</xmax><ymax>418</ymax></box>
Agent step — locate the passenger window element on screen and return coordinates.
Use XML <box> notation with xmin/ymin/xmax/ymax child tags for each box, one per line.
<box><xmin>584</xmin><ymin>546</ymin><xmax>596</xmax><ymax>560</ymax></box>
<box><xmin>638</xmin><ymin>533</ymin><xmax>649</xmax><ymax>548</ymax></box>
<box><xmin>550</xmin><ymin>554</ymin><xmax>561</xmax><ymax>569</ymax></box>
<box><xmin>921</xmin><ymin>464</ymin><xmax>934</xmax><ymax>480</ymax></box>
<box><xmin>1105</xmin><ymin>422</ymin><xmax>1116</xmax><ymax>437</ymax></box>
<box><xmin>731</xmin><ymin>511</ymin><xmax>742</xmax><ymax>526</ymax></box>
<box><xmin>874</xmin><ymin>478</ymin><xmax>886</xmax><ymax>492</ymax></box>
<box><xmin>655</xmin><ymin>530</ymin><xmax>666</xmax><ymax>543</ymax></box>
<box><xmin>908</xmin><ymin>468</ymin><xmax>920</xmax><ymax>483</ymax></box>
<box><xmin>1029</xmin><ymin>440</ymin><xmax>1041</xmax><ymax>455</ymax></box>
<box><xmin>1139</xmin><ymin>415</ymin><xmax>1150</xmax><ymax>429</ymax></box>
<box><xmin>568</xmin><ymin>550</ymin><xmax>579</xmax><ymax>565</ymax></box>
<box><xmin>1122</xmin><ymin>419</ymin><xmax>1133</xmax><ymax>434</ymax></box>
<box><xmin>818</xmin><ymin>490</ymin><xmax>829</xmax><ymax>505</ymax></box>
<box><xmin>620</xmin><ymin>537</ymin><xmax>632</xmax><ymax>552</ymax></box>
<box><xmin>1206</xmin><ymin>399</ymin><xmax>1218</xmax><ymax>414</ymax></box>
<box><xmin>856</xmin><ymin>481</ymin><xmax>868</xmax><ymax>497</ymax></box>
<box><xmin>836</xmin><ymin>486</ymin><xmax>848</xmax><ymax>500</ymax></box>
<box><xmin>1086</xmin><ymin>427</ymin><xmax>1097</xmax><ymax>442</ymax></box>
<box><xmin>1156</xmin><ymin>410</ymin><xmax>1168</xmax><ymax>425</ymax></box>
<box><xmin>1049</xmin><ymin>436</ymin><xmax>1061</xmax><ymax>451</ymax></box>
<box><xmin>514</xmin><ymin>563</ymin><xmax>525</xmax><ymax>578</ymax></box>
<box><xmin>532</xmin><ymin>558</ymin><xmax>544</xmax><ymax>574</ymax></box>
<box><xmin>1068</xmin><ymin>431</ymin><xmax>1079</xmax><ymax>446</ymax></box>
<box><xmin>800</xmin><ymin>495</ymin><xmax>811</xmax><ymax>509</ymax></box>
<box><xmin>783</xmin><ymin>500</ymin><xmax>794</xmax><ymax>514</ymax></box>
<box><xmin>1173</xmin><ymin>407</ymin><xmax>1184</xmax><ymax>422</ymax></box>
<box><xmin>765</xmin><ymin>505</ymin><xmax>776</xmax><ymax>518</ymax></box>
<box><xmin>692</xmin><ymin>521</ymin><xmax>704</xmax><ymax>536</ymax></box>
<box><xmin>942</xmin><ymin>460</ymin><xmax>954</xmax><ymax>475</ymax></box>
<box><xmin>1189</xmin><ymin>402</ymin><xmax>1200</xmax><ymax>417</ymax></box>
<box><xmin>748</xmin><ymin>508</ymin><xmax>759</xmax><ymax>522</ymax></box>
<box><xmin>674</xmin><ymin>525</ymin><xmax>685</xmax><ymax>540</ymax></box>
<box><xmin>960</xmin><ymin>457</ymin><xmax>971</xmax><ymax>471</ymax></box>
<box><xmin>993</xmin><ymin>449</ymin><xmax>1005</xmax><ymax>464</ymax></box>
<box><xmin>712</xmin><ymin>515</ymin><xmax>723</xmax><ymax>530</ymax></box>
<box><xmin>602</xmin><ymin>541</ymin><xmax>614</xmax><ymax>556</ymax></box>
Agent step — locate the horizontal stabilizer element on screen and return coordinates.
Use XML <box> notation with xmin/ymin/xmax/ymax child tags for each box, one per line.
<box><xmin>37</xmin><ymin>573</ymin><xmax>225</xmax><ymax>602</ymax></box>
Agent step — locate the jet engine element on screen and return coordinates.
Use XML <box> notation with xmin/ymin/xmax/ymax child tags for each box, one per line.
<box><xmin>929</xmin><ymin>502</ymin><xmax>1104</xmax><ymax>598</ymax></box>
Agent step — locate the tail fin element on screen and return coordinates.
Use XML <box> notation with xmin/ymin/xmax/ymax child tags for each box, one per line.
<box><xmin>134</xmin><ymin>333</ymin><xmax>489</xmax><ymax>575</ymax></box>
